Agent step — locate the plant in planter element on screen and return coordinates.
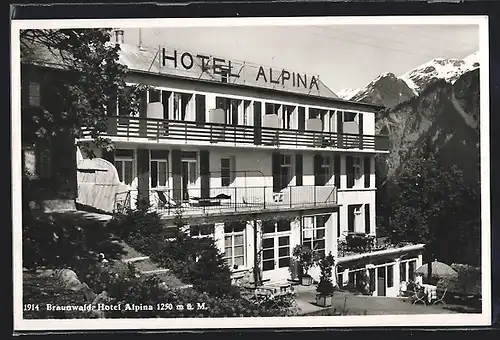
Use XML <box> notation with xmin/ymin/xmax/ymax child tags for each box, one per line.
<box><xmin>315</xmin><ymin>252</ymin><xmax>336</xmax><ymax>307</ymax></box>
<box><xmin>292</xmin><ymin>245</ymin><xmax>316</xmax><ymax>286</ymax></box>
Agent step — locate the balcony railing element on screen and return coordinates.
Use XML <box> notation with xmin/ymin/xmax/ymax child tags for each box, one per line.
<box><xmin>337</xmin><ymin>232</ymin><xmax>417</xmax><ymax>258</ymax></box>
<box><xmin>82</xmin><ymin>116</ymin><xmax>390</xmax><ymax>151</ymax></box>
<box><xmin>114</xmin><ymin>185</ymin><xmax>338</xmax><ymax>217</ymax></box>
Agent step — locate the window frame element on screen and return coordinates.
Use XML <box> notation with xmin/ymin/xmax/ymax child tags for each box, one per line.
<box><xmin>189</xmin><ymin>224</ymin><xmax>215</xmax><ymax>239</ymax></box>
<box><xmin>223</xmin><ymin>222</ymin><xmax>247</xmax><ymax>269</ymax></box>
<box><xmin>150</xmin><ymin>158</ymin><xmax>169</xmax><ymax>189</ymax></box>
<box><xmin>302</xmin><ymin>215</ymin><xmax>327</xmax><ymax>258</ymax></box>
<box><xmin>115</xmin><ymin>156</ymin><xmax>135</xmax><ymax>186</ymax></box>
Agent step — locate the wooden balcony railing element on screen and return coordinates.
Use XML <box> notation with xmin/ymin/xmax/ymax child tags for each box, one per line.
<box><xmin>82</xmin><ymin>116</ymin><xmax>390</xmax><ymax>151</ymax></box>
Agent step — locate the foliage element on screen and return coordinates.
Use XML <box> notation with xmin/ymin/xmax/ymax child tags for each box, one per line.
<box><xmin>316</xmin><ymin>253</ymin><xmax>335</xmax><ymax>296</ymax></box>
<box><xmin>107</xmin><ymin>208</ymin><xmax>236</xmax><ymax>298</ymax></box>
<box><xmin>75</xmin><ymin>261</ymin><xmax>299</xmax><ymax>318</ymax></box>
<box><xmin>292</xmin><ymin>245</ymin><xmax>317</xmax><ymax>277</ymax></box>
<box><xmin>381</xmin><ymin>145</ymin><xmax>480</xmax><ymax>266</ymax></box>
<box><xmin>23</xmin><ymin>271</ymin><xmax>99</xmax><ymax>319</ymax></box>
<box><xmin>22</xmin><ymin>211</ymin><xmax>125</xmax><ymax>272</ymax></box>
<box><xmin>152</xmin><ymin>232</ymin><xmax>238</xmax><ymax>298</ymax></box>
<box><xmin>439</xmin><ymin>264</ymin><xmax>482</xmax><ymax>296</ymax></box>
<box><xmin>20</xmin><ymin>28</ymin><xmax>146</xmax><ymax>154</ymax></box>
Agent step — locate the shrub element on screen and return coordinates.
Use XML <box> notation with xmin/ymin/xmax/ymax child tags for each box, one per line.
<box><xmin>316</xmin><ymin>253</ymin><xmax>335</xmax><ymax>297</ymax></box>
<box><xmin>152</xmin><ymin>232</ymin><xmax>237</xmax><ymax>298</ymax></box>
<box><xmin>292</xmin><ymin>245</ymin><xmax>316</xmax><ymax>278</ymax></box>
<box><xmin>79</xmin><ymin>261</ymin><xmax>299</xmax><ymax>318</ymax></box>
<box><xmin>107</xmin><ymin>208</ymin><xmax>236</xmax><ymax>298</ymax></box>
<box><xmin>23</xmin><ymin>272</ymin><xmax>99</xmax><ymax>319</ymax></box>
<box><xmin>22</xmin><ymin>210</ymin><xmax>125</xmax><ymax>272</ymax></box>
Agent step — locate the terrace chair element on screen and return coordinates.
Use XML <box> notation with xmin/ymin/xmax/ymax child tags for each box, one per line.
<box><xmin>433</xmin><ymin>287</ymin><xmax>448</xmax><ymax>305</ymax></box>
<box><xmin>411</xmin><ymin>287</ymin><xmax>427</xmax><ymax>306</ymax></box>
<box><xmin>155</xmin><ymin>190</ymin><xmax>178</xmax><ymax>210</ymax></box>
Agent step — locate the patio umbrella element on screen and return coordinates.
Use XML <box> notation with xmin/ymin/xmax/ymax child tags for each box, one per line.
<box><xmin>415</xmin><ymin>260</ymin><xmax>458</xmax><ymax>278</ymax></box>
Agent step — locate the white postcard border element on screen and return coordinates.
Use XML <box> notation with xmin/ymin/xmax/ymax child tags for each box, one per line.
<box><xmin>11</xmin><ymin>15</ymin><xmax>492</xmax><ymax>331</ymax></box>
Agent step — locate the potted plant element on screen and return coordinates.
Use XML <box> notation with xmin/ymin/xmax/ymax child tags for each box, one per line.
<box><xmin>292</xmin><ymin>245</ymin><xmax>315</xmax><ymax>286</ymax></box>
<box><xmin>315</xmin><ymin>252</ymin><xmax>336</xmax><ymax>307</ymax></box>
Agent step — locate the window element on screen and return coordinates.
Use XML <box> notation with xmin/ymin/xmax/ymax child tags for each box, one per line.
<box><xmin>347</xmin><ymin>156</ymin><xmax>362</xmax><ymax>188</ymax></box>
<box><xmin>151</xmin><ymin>159</ymin><xmax>168</xmax><ymax>188</ymax></box>
<box><xmin>400</xmin><ymin>262</ymin><xmax>407</xmax><ymax>282</ymax></box>
<box><xmin>224</xmin><ymin>222</ymin><xmax>246</xmax><ymax>268</ymax></box>
<box><xmin>302</xmin><ymin>215</ymin><xmax>327</xmax><ymax>258</ymax></box>
<box><xmin>353</xmin><ymin>157</ymin><xmax>362</xmax><ymax>187</ymax></box>
<box><xmin>172</xmin><ymin>92</ymin><xmax>192</xmax><ymax>121</ymax></box>
<box><xmin>220</xmin><ymin>156</ymin><xmax>236</xmax><ymax>187</ymax></box>
<box><xmin>227</xmin><ymin>99</ymin><xmax>241</xmax><ymax>125</ymax></box>
<box><xmin>116</xmin><ymin>158</ymin><xmax>134</xmax><ymax>186</ymax></box>
<box><xmin>148</xmin><ymin>89</ymin><xmax>161</xmax><ymax>103</ymax></box>
<box><xmin>190</xmin><ymin>224</ymin><xmax>215</xmax><ymax>238</ymax></box>
<box><xmin>387</xmin><ymin>265</ymin><xmax>394</xmax><ymax>288</ymax></box>
<box><xmin>408</xmin><ymin>260</ymin><xmax>416</xmax><ymax>281</ymax></box>
<box><xmin>321</xmin><ymin>156</ymin><xmax>333</xmax><ymax>185</ymax></box>
<box><xmin>28</xmin><ymin>81</ymin><xmax>41</xmax><ymax>107</ymax></box>
<box><xmin>243</xmin><ymin>100</ymin><xmax>252</xmax><ymax>126</ymax></box>
<box><xmin>348</xmin><ymin>205</ymin><xmax>362</xmax><ymax>233</ymax></box>
<box><xmin>280</xmin><ymin>154</ymin><xmax>292</xmax><ymax>189</ymax></box>
<box><xmin>281</xmin><ymin>105</ymin><xmax>294</xmax><ymax>129</ymax></box>
<box><xmin>344</xmin><ymin>111</ymin><xmax>357</xmax><ymax>122</ymax></box>
<box><xmin>265</xmin><ymin>103</ymin><xmax>281</xmax><ymax>116</ymax></box>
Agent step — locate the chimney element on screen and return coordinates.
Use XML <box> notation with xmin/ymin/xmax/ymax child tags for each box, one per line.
<box><xmin>115</xmin><ymin>29</ymin><xmax>124</xmax><ymax>44</ymax></box>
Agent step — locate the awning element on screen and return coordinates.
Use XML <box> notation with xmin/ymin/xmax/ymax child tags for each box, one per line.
<box><xmin>337</xmin><ymin>243</ymin><xmax>426</xmax><ymax>265</ymax></box>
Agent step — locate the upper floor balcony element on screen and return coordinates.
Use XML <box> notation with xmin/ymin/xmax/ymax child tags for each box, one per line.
<box><xmin>81</xmin><ymin>115</ymin><xmax>390</xmax><ymax>152</ymax></box>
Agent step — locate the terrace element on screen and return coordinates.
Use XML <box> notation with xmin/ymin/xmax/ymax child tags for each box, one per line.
<box><xmin>337</xmin><ymin>232</ymin><xmax>421</xmax><ymax>259</ymax></box>
<box><xmin>82</xmin><ymin>116</ymin><xmax>390</xmax><ymax>152</ymax></box>
<box><xmin>114</xmin><ymin>184</ymin><xmax>338</xmax><ymax>219</ymax></box>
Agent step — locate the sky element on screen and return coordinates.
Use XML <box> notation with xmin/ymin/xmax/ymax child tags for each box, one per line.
<box><xmin>121</xmin><ymin>24</ymin><xmax>479</xmax><ymax>95</ymax></box>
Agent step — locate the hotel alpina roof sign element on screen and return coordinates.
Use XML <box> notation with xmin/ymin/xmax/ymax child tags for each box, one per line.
<box><xmin>161</xmin><ymin>48</ymin><xmax>320</xmax><ymax>91</ymax></box>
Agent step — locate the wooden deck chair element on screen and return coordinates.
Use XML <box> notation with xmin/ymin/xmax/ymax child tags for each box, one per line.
<box><xmin>433</xmin><ymin>287</ymin><xmax>448</xmax><ymax>305</ymax></box>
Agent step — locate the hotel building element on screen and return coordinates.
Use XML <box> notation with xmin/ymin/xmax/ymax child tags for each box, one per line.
<box><xmin>21</xmin><ymin>30</ymin><xmax>424</xmax><ymax>297</ymax></box>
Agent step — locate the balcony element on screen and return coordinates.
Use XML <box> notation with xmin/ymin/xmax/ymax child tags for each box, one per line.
<box><xmin>115</xmin><ymin>185</ymin><xmax>338</xmax><ymax>218</ymax></box>
<box><xmin>337</xmin><ymin>232</ymin><xmax>423</xmax><ymax>260</ymax></box>
<box><xmin>82</xmin><ymin>116</ymin><xmax>390</xmax><ymax>152</ymax></box>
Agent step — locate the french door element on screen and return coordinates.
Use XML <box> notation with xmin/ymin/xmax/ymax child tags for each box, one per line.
<box><xmin>261</xmin><ymin>220</ymin><xmax>292</xmax><ymax>282</ymax></box>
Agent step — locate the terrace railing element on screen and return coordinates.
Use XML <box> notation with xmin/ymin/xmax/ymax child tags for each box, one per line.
<box><xmin>82</xmin><ymin>116</ymin><xmax>390</xmax><ymax>151</ymax></box>
<box><xmin>114</xmin><ymin>184</ymin><xmax>338</xmax><ymax>216</ymax></box>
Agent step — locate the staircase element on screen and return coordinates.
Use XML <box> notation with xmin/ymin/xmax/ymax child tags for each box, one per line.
<box><xmin>113</xmin><ymin>241</ymin><xmax>192</xmax><ymax>289</ymax></box>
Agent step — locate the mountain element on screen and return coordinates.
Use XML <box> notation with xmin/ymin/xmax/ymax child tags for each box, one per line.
<box><xmin>337</xmin><ymin>51</ymin><xmax>480</xmax><ymax>108</ymax></box>
<box><xmin>347</xmin><ymin>72</ymin><xmax>416</xmax><ymax>109</ymax></box>
<box><xmin>400</xmin><ymin>52</ymin><xmax>480</xmax><ymax>95</ymax></box>
<box><xmin>375</xmin><ymin>68</ymin><xmax>480</xmax><ymax>185</ymax></box>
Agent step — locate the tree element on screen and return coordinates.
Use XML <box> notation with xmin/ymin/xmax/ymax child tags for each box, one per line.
<box><xmin>21</xmin><ymin>29</ymin><xmax>144</xmax><ymax>270</ymax></box>
<box><xmin>386</xmin><ymin>149</ymin><xmax>480</xmax><ymax>266</ymax></box>
<box><xmin>20</xmin><ymin>28</ymin><xmax>145</xmax><ymax>154</ymax></box>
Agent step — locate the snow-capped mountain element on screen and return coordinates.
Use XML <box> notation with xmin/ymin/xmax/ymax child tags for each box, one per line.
<box><xmin>336</xmin><ymin>88</ymin><xmax>359</xmax><ymax>100</ymax></box>
<box><xmin>400</xmin><ymin>52</ymin><xmax>480</xmax><ymax>95</ymax></box>
<box><xmin>338</xmin><ymin>72</ymin><xmax>416</xmax><ymax>109</ymax></box>
<box><xmin>336</xmin><ymin>51</ymin><xmax>480</xmax><ymax>104</ymax></box>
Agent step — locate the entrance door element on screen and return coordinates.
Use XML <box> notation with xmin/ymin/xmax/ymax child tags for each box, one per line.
<box><xmin>377</xmin><ymin>266</ymin><xmax>386</xmax><ymax>296</ymax></box>
<box><xmin>261</xmin><ymin>220</ymin><xmax>292</xmax><ymax>282</ymax></box>
<box><xmin>181</xmin><ymin>160</ymin><xmax>197</xmax><ymax>200</ymax></box>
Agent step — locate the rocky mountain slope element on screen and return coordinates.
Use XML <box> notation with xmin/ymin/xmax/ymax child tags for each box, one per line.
<box><xmin>375</xmin><ymin>68</ymin><xmax>480</xmax><ymax>186</ymax></box>
<box><xmin>338</xmin><ymin>52</ymin><xmax>481</xmax><ymax>186</ymax></box>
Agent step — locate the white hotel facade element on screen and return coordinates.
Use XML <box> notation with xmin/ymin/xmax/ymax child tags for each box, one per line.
<box><xmin>24</xmin><ymin>30</ymin><xmax>425</xmax><ymax>297</ymax></box>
